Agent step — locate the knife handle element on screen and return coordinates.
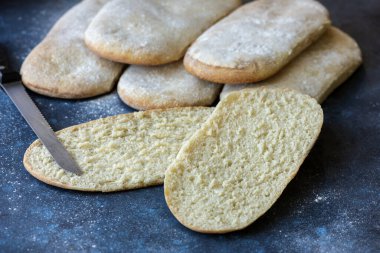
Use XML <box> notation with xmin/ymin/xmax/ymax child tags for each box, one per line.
<box><xmin>0</xmin><ymin>45</ymin><xmax>21</xmax><ymax>84</ymax></box>
<box><xmin>0</xmin><ymin>69</ymin><xmax>21</xmax><ymax>84</ymax></box>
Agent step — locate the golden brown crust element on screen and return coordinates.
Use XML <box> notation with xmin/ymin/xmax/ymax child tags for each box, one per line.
<box><xmin>23</xmin><ymin>76</ymin><xmax>117</xmax><ymax>100</ymax></box>
<box><xmin>184</xmin><ymin>54</ymin><xmax>264</xmax><ymax>84</ymax></box>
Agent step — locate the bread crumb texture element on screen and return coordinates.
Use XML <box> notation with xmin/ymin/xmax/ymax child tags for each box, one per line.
<box><xmin>24</xmin><ymin>108</ymin><xmax>213</xmax><ymax>192</ymax></box>
<box><xmin>165</xmin><ymin>89</ymin><xmax>323</xmax><ymax>233</ymax></box>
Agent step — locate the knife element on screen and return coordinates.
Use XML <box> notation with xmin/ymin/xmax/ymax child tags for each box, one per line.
<box><xmin>0</xmin><ymin>47</ymin><xmax>82</xmax><ymax>175</ymax></box>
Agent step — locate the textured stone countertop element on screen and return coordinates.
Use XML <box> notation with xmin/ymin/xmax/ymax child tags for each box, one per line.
<box><xmin>0</xmin><ymin>0</ymin><xmax>379</xmax><ymax>252</ymax></box>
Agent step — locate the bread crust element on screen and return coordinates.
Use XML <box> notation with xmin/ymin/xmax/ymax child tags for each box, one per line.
<box><xmin>84</xmin><ymin>39</ymin><xmax>180</xmax><ymax>66</ymax></box>
<box><xmin>118</xmin><ymin>86</ymin><xmax>204</xmax><ymax>111</ymax></box>
<box><xmin>22</xmin><ymin>73</ymin><xmax>121</xmax><ymax>99</ymax></box>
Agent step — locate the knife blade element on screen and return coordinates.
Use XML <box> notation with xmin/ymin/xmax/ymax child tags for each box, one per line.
<box><xmin>0</xmin><ymin>50</ymin><xmax>82</xmax><ymax>175</ymax></box>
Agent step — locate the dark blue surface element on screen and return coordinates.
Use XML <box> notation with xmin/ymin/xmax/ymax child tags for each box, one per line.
<box><xmin>0</xmin><ymin>0</ymin><xmax>379</xmax><ymax>252</ymax></box>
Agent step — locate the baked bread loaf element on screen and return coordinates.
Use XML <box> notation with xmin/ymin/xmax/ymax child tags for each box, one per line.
<box><xmin>20</xmin><ymin>0</ymin><xmax>124</xmax><ymax>99</ymax></box>
<box><xmin>24</xmin><ymin>108</ymin><xmax>213</xmax><ymax>192</ymax></box>
<box><xmin>117</xmin><ymin>61</ymin><xmax>222</xmax><ymax>110</ymax></box>
<box><xmin>164</xmin><ymin>89</ymin><xmax>323</xmax><ymax>233</ymax></box>
<box><xmin>220</xmin><ymin>27</ymin><xmax>362</xmax><ymax>103</ymax></box>
<box><xmin>85</xmin><ymin>0</ymin><xmax>241</xmax><ymax>65</ymax></box>
<box><xmin>184</xmin><ymin>0</ymin><xmax>330</xmax><ymax>84</ymax></box>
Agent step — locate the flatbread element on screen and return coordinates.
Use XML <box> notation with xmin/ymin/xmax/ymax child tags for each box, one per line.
<box><xmin>220</xmin><ymin>27</ymin><xmax>362</xmax><ymax>103</ymax></box>
<box><xmin>23</xmin><ymin>108</ymin><xmax>213</xmax><ymax>192</ymax></box>
<box><xmin>84</xmin><ymin>0</ymin><xmax>241</xmax><ymax>65</ymax></box>
<box><xmin>165</xmin><ymin>89</ymin><xmax>323</xmax><ymax>233</ymax></box>
<box><xmin>184</xmin><ymin>0</ymin><xmax>330</xmax><ymax>84</ymax></box>
<box><xmin>117</xmin><ymin>61</ymin><xmax>222</xmax><ymax>110</ymax></box>
<box><xmin>20</xmin><ymin>0</ymin><xmax>124</xmax><ymax>99</ymax></box>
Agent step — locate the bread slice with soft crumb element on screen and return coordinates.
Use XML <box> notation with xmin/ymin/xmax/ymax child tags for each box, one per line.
<box><xmin>24</xmin><ymin>107</ymin><xmax>213</xmax><ymax>192</ymax></box>
<box><xmin>164</xmin><ymin>89</ymin><xmax>323</xmax><ymax>233</ymax></box>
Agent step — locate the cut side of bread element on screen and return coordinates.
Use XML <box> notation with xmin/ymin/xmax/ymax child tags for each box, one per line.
<box><xmin>24</xmin><ymin>108</ymin><xmax>213</xmax><ymax>192</ymax></box>
<box><xmin>220</xmin><ymin>27</ymin><xmax>362</xmax><ymax>103</ymax></box>
<box><xmin>184</xmin><ymin>0</ymin><xmax>330</xmax><ymax>84</ymax></box>
<box><xmin>164</xmin><ymin>89</ymin><xmax>323</xmax><ymax>233</ymax></box>
<box><xmin>84</xmin><ymin>0</ymin><xmax>241</xmax><ymax>65</ymax></box>
<box><xmin>20</xmin><ymin>0</ymin><xmax>124</xmax><ymax>99</ymax></box>
<box><xmin>117</xmin><ymin>61</ymin><xmax>222</xmax><ymax>110</ymax></box>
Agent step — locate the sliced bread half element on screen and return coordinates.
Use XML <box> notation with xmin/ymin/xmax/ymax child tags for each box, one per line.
<box><xmin>24</xmin><ymin>107</ymin><xmax>213</xmax><ymax>192</ymax></box>
<box><xmin>164</xmin><ymin>89</ymin><xmax>323</xmax><ymax>233</ymax></box>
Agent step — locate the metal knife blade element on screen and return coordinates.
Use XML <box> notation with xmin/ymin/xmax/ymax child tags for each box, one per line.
<box><xmin>0</xmin><ymin>81</ymin><xmax>83</xmax><ymax>175</ymax></box>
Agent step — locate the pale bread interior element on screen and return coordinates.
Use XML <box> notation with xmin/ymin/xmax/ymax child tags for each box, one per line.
<box><xmin>165</xmin><ymin>89</ymin><xmax>323</xmax><ymax>233</ymax></box>
<box><xmin>24</xmin><ymin>108</ymin><xmax>213</xmax><ymax>192</ymax></box>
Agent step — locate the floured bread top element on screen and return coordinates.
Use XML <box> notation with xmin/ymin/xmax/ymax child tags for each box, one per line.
<box><xmin>20</xmin><ymin>0</ymin><xmax>123</xmax><ymax>99</ymax></box>
<box><xmin>84</xmin><ymin>0</ymin><xmax>242</xmax><ymax>65</ymax></box>
<box><xmin>23</xmin><ymin>108</ymin><xmax>213</xmax><ymax>192</ymax></box>
<box><xmin>164</xmin><ymin>89</ymin><xmax>323</xmax><ymax>233</ymax></box>
<box><xmin>220</xmin><ymin>27</ymin><xmax>362</xmax><ymax>103</ymax></box>
<box><xmin>117</xmin><ymin>61</ymin><xmax>222</xmax><ymax>110</ymax></box>
<box><xmin>185</xmin><ymin>0</ymin><xmax>330</xmax><ymax>82</ymax></box>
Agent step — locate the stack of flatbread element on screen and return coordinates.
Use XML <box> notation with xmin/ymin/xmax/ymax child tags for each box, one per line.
<box><xmin>22</xmin><ymin>0</ymin><xmax>362</xmax><ymax>234</ymax></box>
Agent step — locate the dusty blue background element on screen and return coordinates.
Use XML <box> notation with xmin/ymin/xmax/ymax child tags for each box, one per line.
<box><xmin>0</xmin><ymin>0</ymin><xmax>379</xmax><ymax>252</ymax></box>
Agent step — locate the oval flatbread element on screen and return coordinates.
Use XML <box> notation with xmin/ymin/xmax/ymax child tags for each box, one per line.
<box><xmin>84</xmin><ymin>0</ymin><xmax>241</xmax><ymax>65</ymax></box>
<box><xmin>220</xmin><ymin>27</ymin><xmax>362</xmax><ymax>103</ymax></box>
<box><xmin>117</xmin><ymin>61</ymin><xmax>222</xmax><ymax>110</ymax></box>
<box><xmin>185</xmin><ymin>0</ymin><xmax>330</xmax><ymax>84</ymax></box>
<box><xmin>165</xmin><ymin>89</ymin><xmax>323</xmax><ymax>233</ymax></box>
<box><xmin>20</xmin><ymin>0</ymin><xmax>124</xmax><ymax>99</ymax></box>
<box><xmin>24</xmin><ymin>108</ymin><xmax>213</xmax><ymax>192</ymax></box>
